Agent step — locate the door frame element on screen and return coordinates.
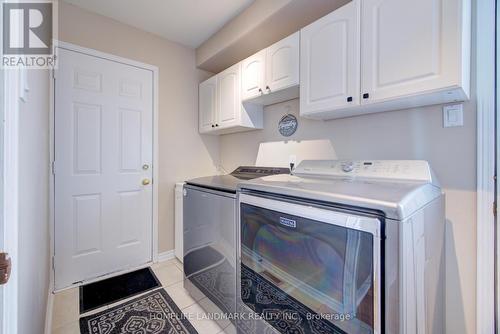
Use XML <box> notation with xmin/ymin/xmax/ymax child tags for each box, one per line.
<box><xmin>2</xmin><ymin>63</ymin><xmax>21</xmax><ymax>334</ymax></box>
<box><xmin>476</xmin><ymin>0</ymin><xmax>496</xmax><ymax>332</ymax></box>
<box><xmin>49</xmin><ymin>41</ymin><xmax>160</xmax><ymax>292</ymax></box>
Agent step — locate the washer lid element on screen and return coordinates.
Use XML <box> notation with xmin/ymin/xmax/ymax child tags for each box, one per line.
<box><xmin>186</xmin><ymin>166</ymin><xmax>290</xmax><ymax>193</ymax></box>
<box><xmin>238</xmin><ymin>160</ymin><xmax>442</xmax><ymax>220</ymax></box>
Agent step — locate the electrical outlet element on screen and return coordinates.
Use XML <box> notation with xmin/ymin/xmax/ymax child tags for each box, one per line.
<box><xmin>443</xmin><ymin>104</ymin><xmax>464</xmax><ymax>128</ymax></box>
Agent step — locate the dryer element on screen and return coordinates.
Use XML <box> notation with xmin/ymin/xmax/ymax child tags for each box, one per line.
<box><xmin>236</xmin><ymin>160</ymin><xmax>445</xmax><ymax>334</ymax></box>
<box><xmin>182</xmin><ymin>166</ymin><xmax>289</xmax><ymax>326</ymax></box>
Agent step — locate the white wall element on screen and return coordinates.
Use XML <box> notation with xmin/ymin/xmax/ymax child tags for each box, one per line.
<box><xmin>219</xmin><ymin>98</ymin><xmax>477</xmax><ymax>334</ymax></box>
<box><xmin>58</xmin><ymin>2</ymin><xmax>220</xmax><ymax>252</ymax></box>
<box><xmin>17</xmin><ymin>69</ymin><xmax>51</xmax><ymax>334</ymax></box>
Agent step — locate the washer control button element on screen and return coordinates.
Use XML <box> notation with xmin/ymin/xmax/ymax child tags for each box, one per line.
<box><xmin>342</xmin><ymin>162</ymin><xmax>354</xmax><ymax>173</ymax></box>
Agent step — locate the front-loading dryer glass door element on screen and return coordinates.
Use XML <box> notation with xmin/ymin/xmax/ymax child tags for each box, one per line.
<box><xmin>238</xmin><ymin>193</ymin><xmax>382</xmax><ymax>334</ymax></box>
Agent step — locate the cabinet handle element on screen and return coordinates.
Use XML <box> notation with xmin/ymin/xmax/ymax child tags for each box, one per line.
<box><xmin>347</xmin><ymin>96</ymin><xmax>353</xmax><ymax>102</ymax></box>
<box><xmin>258</xmin><ymin>88</ymin><xmax>263</xmax><ymax>94</ymax></box>
<box><xmin>266</xmin><ymin>86</ymin><xmax>271</xmax><ymax>93</ymax></box>
<box><xmin>363</xmin><ymin>93</ymin><xmax>370</xmax><ymax>99</ymax></box>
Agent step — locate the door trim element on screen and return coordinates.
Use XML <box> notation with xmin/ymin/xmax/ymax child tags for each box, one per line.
<box><xmin>476</xmin><ymin>0</ymin><xmax>496</xmax><ymax>332</ymax></box>
<box><xmin>2</xmin><ymin>61</ymin><xmax>21</xmax><ymax>334</ymax></box>
<box><xmin>49</xmin><ymin>41</ymin><xmax>160</xmax><ymax>292</ymax></box>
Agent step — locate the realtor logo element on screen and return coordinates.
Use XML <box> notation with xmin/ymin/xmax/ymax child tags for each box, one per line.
<box><xmin>2</xmin><ymin>0</ymin><xmax>57</xmax><ymax>68</ymax></box>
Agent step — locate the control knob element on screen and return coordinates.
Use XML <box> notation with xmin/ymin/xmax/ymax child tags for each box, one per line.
<box><xmin>341</xmin><ymin>162</ymin><xmax>354</xmax><ymax>173</ymax></box>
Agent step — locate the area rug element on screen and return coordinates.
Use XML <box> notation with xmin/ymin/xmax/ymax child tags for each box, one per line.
<box><xmin>189</xmin><ymin>259</ymin><xmax>235</xmax><ymax>314</ymax></box>
<box><xmin>240</xmin><ymin>264</ymin><xmax>346</xmax><ymax>334</ymax></box>
<box><xmin>80</xmin><ymin>267</ymin><xmax>161</xmax><ymax>313</ymax></box>
<box><xmin>79</xmin><ymin>289</ymin><xmax>198</xmax><ymax>334</ymax></box>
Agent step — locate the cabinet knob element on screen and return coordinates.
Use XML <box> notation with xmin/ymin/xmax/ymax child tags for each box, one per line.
<box><xmin>258</xmin><ymin>88</ymin><xmax>263</xmax><ymax>94</ymax></box>
<box><xmin>347</xmin><ymin>96</ymin><xmax>353</xmax><ymax>102</ymax></box>
<box><xmin>211</xmin><ymin>124</ymin><xmax>215</xmax><ymax>128</ymax></box>
<box><xmin>266</xmin><ymin>85</ymin><xmax>271</xmax><ymax>92</ymax></box>
<box><xmin>215</xmin><ymin>124</ymin><xmax>219</xmax><ymax>127</ymax></box>
<box><xmin>363</xmin><ymin>93</ymin><xmax>370</xmax><ymax>99</ymax></box>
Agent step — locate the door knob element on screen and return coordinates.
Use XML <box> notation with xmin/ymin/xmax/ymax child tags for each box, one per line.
<box><xmin>0</xmin><ymin>253</ymin><xmax>11</xmax><ymax>285</ymax></box>
<box><xmin>142</xmin><ymin>179</ymin><xmax>151</xmax><ymax>186</ymax></box>
<box><xmin>142</xmin><ymin>164</ymin><xmax>150</xmax><ymax>170</ymax></box>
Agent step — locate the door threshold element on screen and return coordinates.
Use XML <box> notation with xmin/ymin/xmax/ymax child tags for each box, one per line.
<box><xmin>53</xmin><ymin>261</ymin><xmax>154</xmax><ymax>293</ymax></box>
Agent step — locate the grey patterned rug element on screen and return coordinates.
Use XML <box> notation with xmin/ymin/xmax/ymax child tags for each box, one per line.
<box><xmin>189</xmin><ymin>259</ymin><xmax>235</xmax><ymax>314</ymax></box>
<box><xmin>79</xmin><ymin>289</ymin><xmax>198</xmax><ymax>334</ymax></box>
<box><xmin>240</xmin><ymin>264</ymin><xmax>346</xmax><ymax>334</ymax></box>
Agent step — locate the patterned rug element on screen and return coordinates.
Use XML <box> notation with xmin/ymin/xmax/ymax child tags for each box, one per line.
<box><xmin>189</xmin><ymin>259</ymin><xmax>235</xmax><ymax>314</ymax></box>
<box><xmin>79</xmin><ymin>289</ymin><xmax>198</xmax><ymax>334</ymax></box>
<box><xmin>240</xmin><ymin>264</ymin><xmax>346</xmax><ymax>334</ymax></box>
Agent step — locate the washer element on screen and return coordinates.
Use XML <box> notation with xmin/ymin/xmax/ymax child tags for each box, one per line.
<box><xmin>236</xmin><ymin>160</ymin><xmax>445</xmax><ymax>334</ymax></box>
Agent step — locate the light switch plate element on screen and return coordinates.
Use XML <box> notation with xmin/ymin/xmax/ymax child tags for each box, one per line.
<box><xmin>443</xmin><ymin>104</ymin><xmax>464</xmax><ymax>127</ymax></box>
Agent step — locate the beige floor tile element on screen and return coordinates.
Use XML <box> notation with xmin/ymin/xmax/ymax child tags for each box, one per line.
<box><xmin>153</xmin><ymin>263</ymin><xmax>184</xmax><ymax>287</ymax></box>
<box><xmin>165</xmin><ymin>282</ymin><xmax>198</xmax><ymax>309</ymax></box>
<box><xmin>172</xmin><ymin>258</ymin><xmax>184</xmax><ymax>271</ymax></box>
<box><xmin>52</xmin><ymin>288</ymin><xmax>79</xmax><ymax>329</ymax></box>
<box><xmin>220</xmin><ymin>323</ymin><xmax>237</xmax><ymax>334</ymax></box>
<box><xmin>198</xmin><ymin>297</ymin><xmax>231</xmax><ymax>329</ymax></box>
<box><xmin>151</xmin><ymin>258</ymin><xmax>180</xmax><ymax>270</ymax></box>
<box><xmin>183</xmin><ymin>303</ymin><xmax>224</xmax><ymax>334</ymax></box>
<box><xmin>52</xmin><ymin>320</ymin><xmax>80</xmax><ymax>334</ymax></box>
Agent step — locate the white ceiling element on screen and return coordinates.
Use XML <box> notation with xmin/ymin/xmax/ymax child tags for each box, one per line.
<box><xmin>63</xmin><ymin>0</ymin><xmax>255</xmax><ymax>48</ymax></box>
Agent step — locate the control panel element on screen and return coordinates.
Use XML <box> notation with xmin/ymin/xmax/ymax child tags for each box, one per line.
<box><xmin>292</xmin><ymin>160</ymin><xmax>435</xmax><ymax>183</ymax></box>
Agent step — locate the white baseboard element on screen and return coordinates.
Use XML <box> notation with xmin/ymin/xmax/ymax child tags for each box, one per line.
<box><xmin>44</xmin><ymin>282</ymin><xmax>55</xmax><ymax>334</ymax></box>
<box><xmin>157</xmin><ymin>250</ymin><xmax>175</xmax><ymax>263</ymax></box>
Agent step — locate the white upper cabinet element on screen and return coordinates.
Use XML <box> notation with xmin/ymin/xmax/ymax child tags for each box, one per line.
<box><xmin>199</xmin><ymin>76</ymin><xmax>217</xmax><ymax>134</ymax></box>
<box><xmin>217</xmin><ymin>63</ymin><xmax>241</xmax><ymax>129</ymax></box>
<box><xmin>242</xmin><ymin>50</ymin><xmax>266</xmax><ymax>101</ymax></box>
<box><xmin>199</xmin><ymin>63</ymin><xmax>263</xmax><ymax>135</ymax></box>
<box><xmin>266</xmin><ymin>32</ymin><xmax>300</xmax><ymax>93</ymax></box>
<box><xmin>241</xmin><ymin>32</ymin><xmax>300</xmax><ymax>105</ymax></box>
<box><xmin>360</xmin><ymin>0</ymin><xmax>469</xmax><ymax>105</ymax></box>
<box><xmin>300</xmin><ymin>0</ymin><xmax>470</xmax><ymax>120</ymax></box>
<box><xmin>300</xmin><ymin>1</ymin><xmax>360</xmax><ymax>117</ymax></box>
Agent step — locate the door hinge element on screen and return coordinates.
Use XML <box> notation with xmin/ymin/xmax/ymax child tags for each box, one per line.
<box><xmin>51</xmin><ymin>161</ymin><xmax>56</xmax><ymax>175</ymax></box>
<box><xmin>51</xmin><ymin>255</ymin><xmax>55</xmax><ymax>271</ymax></box>
<box><xmin>494</xmin><ymin>202</ymin><xmax>497</xmax><ymax>217</ymax></box>
<box><xmin>0</xmin><ymin>253</ymin><xmax>12</xmax><ymax>285</ymax></box>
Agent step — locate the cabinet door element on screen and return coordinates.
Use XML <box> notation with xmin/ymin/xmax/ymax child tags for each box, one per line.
<box><xmin>217</xmin><ymin>63</ymin><xmax>241</xmax><ymax>128</ymax></box>
<box><xmin>241</xmin><ymin>50</ymin><xmax>266</xmax><ymax>101</ymax></box>
<box><xmin>361</xmin><ymin>0</ymin><xmax>462</xmax><ymax>104</ymax></box>
<box><xmin>199</xmin><ymin>76</ymin><xmax>216</xmax><ymax>133</ymax></box>
<box><xmin>300</xmin><ymin>1</ymin><xmax>360</xmax><ymax>115</ymax></box>
<box><xmin>266</xmin><ymin>32</ymin><xmax>300</xmax><ymax>92</ymax></box>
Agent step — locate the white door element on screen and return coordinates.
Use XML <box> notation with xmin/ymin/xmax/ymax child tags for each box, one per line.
<box><xmin>241</xmin><ymin>50</ymin><xmax>266</xmax><ymax>101</ymax></box>
<box><xmin>217</xmin><ymin>63</ymin><xmax>241</xmax><ymax>129</ymax></box>
<box><xmin>199</xmin><ymin>76</ymin><xmax>217</xmax><ymax>133</ymax></box>
<box><xmin>300</xmin><ymin>1</ymin><xmax>360</xmax><ymax>115</ymax></box>
<box><xmin>54</xmin><ymin>48</ymin><xmax>154</xmax><ymax>289</ymax></box>
<box><xmin>361</xmin><ymin>0</ymin><xmax>461</xmax><ymax>104</ymax></box>
<box><xmin>266</xmin><ymin>32</ymin><xmax>299</xmax><ymax>93</ymax></box>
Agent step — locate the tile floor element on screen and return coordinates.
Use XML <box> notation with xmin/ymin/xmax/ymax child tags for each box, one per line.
<box><xmin>51</xmin><ymin>258</ymin><xmax>235</xmax><ymax>334</ymax></box>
